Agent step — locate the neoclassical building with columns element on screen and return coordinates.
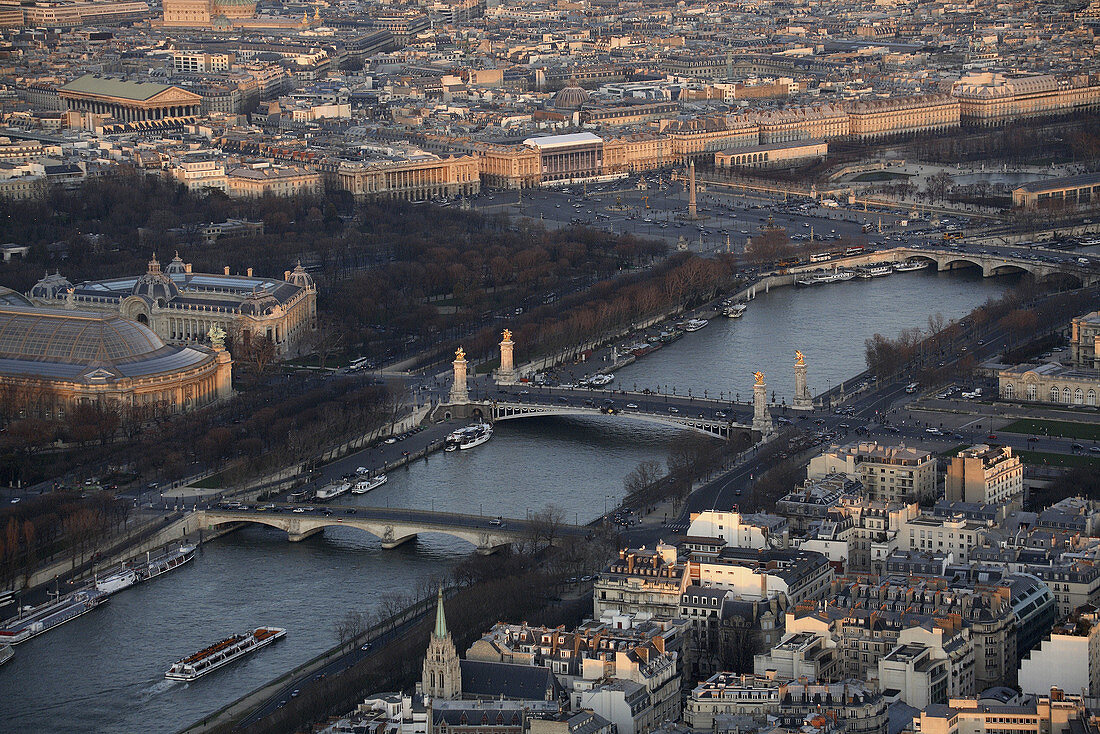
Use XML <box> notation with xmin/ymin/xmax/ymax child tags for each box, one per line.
<box><xmin>28</xmin><ymin>254</ymin><xmax>317</xmax><ymax>357</ymax></box>
<box><xmin>998</xmin><ymin>362</ymin><xmax>1100</xmax><ymax>407</ymax></box>
<box><xmin>58</xmin><ymin>74</ymin><xmax>202</xmax><ymax>123</ymax></box>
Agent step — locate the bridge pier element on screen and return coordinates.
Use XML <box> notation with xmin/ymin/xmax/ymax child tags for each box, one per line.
<box><xmin>381</xmin><ymin>526</ymin><xmax>417</xmax><ymax>549</ymax></box>
<box><xmin>288</xmin><ymin>519</ymin><xmax>323</xmax><ymax>542</ymax></box>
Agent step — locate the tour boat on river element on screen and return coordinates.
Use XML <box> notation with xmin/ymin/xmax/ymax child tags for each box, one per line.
<box><xmin>0</xmin><ymin>589</ymin><xmax>108</xmax><ymax>645</ymax></box>
<box><xmin>894</xmin><ymin>259</ymin><xmax>932</xmax><ymax>273</ymax></box>
<box><xmin>95</xmin><ymin>568</ymin><xmax>138</xmax><ymax>596</ymax></box>
<box><xmin>165</xmin><ymin>627</ymin><xmax>286</xmax><ymax>681</ymax></box>
<box><xmin>139</xmin><ymin>544</ymin><xmax>196</xmax><ymax>582</ymax></box>
<box><xmin>445</xmin><ymin>422</ymin><xmax>493</xmax><ymax>451</ymax></box>
<box><xmin>859</xmin><ymin>265</ymin><xmax>892</xmax><ymax>279</ymax></box>
<box><xmin>723</xmin><ymin>303</ymin><xmax>747</xmax><ymax>318</ymax></box>
<box><xmin>683</xmin><ymin>318</ymin><xmax>709</xmax><ymax>331</ymax></box>
<box><xmin>352</xmin><ymin>473</ymin><xmax>388</xmax><ymax>494</ymax></box>
<box><xmin>315</xmin><ymin>481</ymin><xmax>352</xmax><ymax>502</ymax></box>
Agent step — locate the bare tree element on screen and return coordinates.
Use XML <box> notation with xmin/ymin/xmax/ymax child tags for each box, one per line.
<box><xmin>334</xmin><ymin>610</ymin><xmax>367</xmax><ymax>651</ymax></box>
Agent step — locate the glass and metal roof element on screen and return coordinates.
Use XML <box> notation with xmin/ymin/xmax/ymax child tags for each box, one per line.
<box><xmin>0</xmin><ymin>306</ymin><xmax>165</xmax><ymax>364</ymax></box>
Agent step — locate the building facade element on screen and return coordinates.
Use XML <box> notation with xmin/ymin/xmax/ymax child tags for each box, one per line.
<box><xmin>945</xmin><ymin>445</ymin><xmax>1024</xmax><ymax>505</ymax></box>
<box><xmin>28</xmin><ymin>255</ymin><xmax>317</xmax><ymax>358</ymax></box>
<box><xmin>0</xmin><ymin>304</ymin><xmax>231</xmax><ymax>419</ymax></box>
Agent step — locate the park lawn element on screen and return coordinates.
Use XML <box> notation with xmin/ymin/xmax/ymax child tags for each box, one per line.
<box><xmin>1015</xmin><ymin>450</ymin><xmax>1100</xmax><ymax>470</ymax></box>
<box><xmin>189</xmin><ymin>472</ymin><xmax>229</xmax><ymax>489</ymax></box>
<box><xmin>1002</xmin><ymin>418</ymin><xmax>1100</xmax><ymax>441</ymax></box>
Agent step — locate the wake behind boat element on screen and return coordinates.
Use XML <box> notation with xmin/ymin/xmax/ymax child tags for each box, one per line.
<box><xmin>445</xmin><ymin>422</ymin><xmax>493</xmax><ymax>451</ymax></box>
<box><xmin>165</xmin><ymin>626</ymin><xmax>286</xmax><ymax>681</ymax></box>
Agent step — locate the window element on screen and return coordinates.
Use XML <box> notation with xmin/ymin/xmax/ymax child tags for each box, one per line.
<box><xmin>1003</xmin><ymin>383</ymin><xmax>1014</xmax><ymax>399</ymax></box>
<box><xmin>1089</xmin><ymin>390</ymin><xmax>1097</xmax><ymax>406</ymax></box>
<box><xmin>1027</xmin><ymin>384</ymin><xmax>1037</xmax><ymax>401</ymax></box>
<box><xmin>1076</xmin><ymin>388</ymin><xmax>1084</xmax><ymax>405</ymax></box>
<box><xmin>1064</xmin><ymin>387</ymin><xmax>1072</xmax><ymax>403</ymax></box>
<box><xmin>1051</xmin><ymin>386</ymin><xmax>1060</xmax><ymax>403</ymax></box>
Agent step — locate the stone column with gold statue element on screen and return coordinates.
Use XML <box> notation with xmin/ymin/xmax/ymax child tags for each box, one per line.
<box><xmin>752</xmin><ymin>371</ymin><xmax>773</xmax><ymax>435</ymax></box>
<box><xmin>450</xmin><ymin>347</ymin><xmax>469</xmax><ymax>404</ymax></box>
<box><xmin>209</xmin><ymin>324</ymin><xmax>233</xmax><ymax>400</ymax></box>
<box><xmin>793</xmin><ymin>351</ymin><xmax>813</xmax><ymax>410</ymax></box>
<box><xmin>494</xmin><ymin>329</ymin><xmax>517</xmax><ymax>385</ymax></box>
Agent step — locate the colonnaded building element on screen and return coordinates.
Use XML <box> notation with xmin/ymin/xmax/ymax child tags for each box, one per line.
<box><xmin>998</xmin><ymin>310</ymin><xmax>1100</xmax><ymax>407</ymax></box>
<box><xmin>27</xmin><ymin>254</ymin><xmax>317</xmax><ymax>357</ymax></box>
<box><xmin>0</xmin><ymin>298</ymin><xmax>231</xmax><ymax>419</ymax></box>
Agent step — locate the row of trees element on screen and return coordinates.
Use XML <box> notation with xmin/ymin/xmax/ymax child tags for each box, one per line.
<box><xmin>0</xmin><ymin>492</ymin><xmax>131</xmax><ymax>589</ymax></box>
<box><xmin>864</xmin><ymin>276</ymin><xmax>1090</xmax><ymax>381</ymax></box>
<box><xmin>0</xmin><ymin>174</ymin><xmax>670</xmax><ymax>369</ymax></box>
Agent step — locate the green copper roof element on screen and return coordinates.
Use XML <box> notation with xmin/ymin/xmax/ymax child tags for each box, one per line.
<box><xmin>433</xmin><ymin>587</ymin><xmax>448</xmax><ymax>639</ymax></box>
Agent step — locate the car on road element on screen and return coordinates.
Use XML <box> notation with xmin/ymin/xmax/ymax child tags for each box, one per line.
<box><xmin>987</xmin><ymin>434</ymin><xmax>997</xmax><ymax>440</ymax></box>
<box><xmin>489</xmin><ymin>517</ymin><xmax>503</xmax><ymax>526</ymax></box>
<box><xmin>715</xmin><ymin>411</ymin><xmax>727</xmax><ymax>418</ymax></box>
<box><xmin>293</xmin><ymin>507</ymin><xmax>305</xmax><ymax>513</ymax></box>
<box><xmin>1090</xmin><ymin>447</ymin><xmax>1100</xmax><ymax>455</ymax></box>
<box><xmin>668</xmin><ymin>407</ymin><xmax>680</xmax><ymax>413</ymax></box>
<box><xmin>360</xmin><ymin>642</ymin><xmax>372</xmax><ymax>650</ymax></box>
<box><xmin>1072</xmin><ymin>443</ymin><xmax>1084</xmax><ymax>451</ymax></box>
<box><xmin>356</xmin><ymin>466</ymin><xmax>368</xmax><ymax>474</ymax></box>
<box><xmin>291</xmin><ymin>690</ymin><xmax>299</xmax><ymax>698</ymax></box>
<box><xmin>626</xmin><ymin>403</ymin><xmax>638</xmax><ymax>409</ymax></box>
<box><xmin>384</xmin><ymin>437</ymin><xmax>397</xmax><ymax>444</ymax></box>
<box><xmin>926</xmin><ymin>428</ymin><xmax>943</xmax><ymax>435</ymax></box>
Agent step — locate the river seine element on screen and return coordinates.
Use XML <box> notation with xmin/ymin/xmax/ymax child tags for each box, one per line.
<box><xmin>2</xmin><ymin>269</ymin><xmax>1012</xmax><ymax>734</ymax></box>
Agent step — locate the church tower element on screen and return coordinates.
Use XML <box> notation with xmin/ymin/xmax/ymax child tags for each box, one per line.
<box><xmin>421</xmin><ymin>588</ymin><xmax>461</xmax><ymax>700</ymax></box>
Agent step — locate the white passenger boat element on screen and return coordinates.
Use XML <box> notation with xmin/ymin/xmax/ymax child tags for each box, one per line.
<box><xmin>894</xmin><ymin>259</ymin><xmax>931</xmax><ymax>272</ymax></box>
<box><xmin>723</xmin><ymin>303</ymin><xmax>747</xmax><ymax>318</ymax></box>
<box><xmin>315</xmin><ymin>481</ymin><xmax>352</xmax><ymax>502</ymax></box>
<box><xmin>683</xmin><ymin>318</ymin><xmax>709</xmax><ymax>331</ymax></box>
<box><xmin>0</xmin><ymin>643</ymin><xmax>11</xmax><ymax>667</ymax></box>
<box><xmin>859</xmin><ymin>265</ymin><xmax>892</xmax><ymax>279</ymax></box>
<box><xmin>0</xmin><ymin>589</ymin><xmax>108</xmax><ymax>645</ymax></box>
<box><xmin>352</xmin><ymin>474</ymin><xmax>388</xmax><ymax>494</ymax></box>
<box><xmin>95</xmin><ymin>568</ymin><xmax>138</xmax><ymax>596</ymax></box>
<box><xmin>445</xmin><ymin>422</ymin><xmax>493</xmax><ymax>451</ymax></box>
<box><xmin>165</xmin><ymin>627</ymin><xmax>286</xmax><ymax>681</ymax></box>
<box><xmin>139</xmin><ymin>544</ymin><xmax>196</xmax><ymax>582</ymax></box>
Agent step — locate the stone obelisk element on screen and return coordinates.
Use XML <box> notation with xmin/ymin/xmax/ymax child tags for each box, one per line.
<box><xmin>752</xmin><ymin>371</ymin><xmax>773</xmax><ymax>435</ymax></box>
<box><xmin>688</xmin><ymin>159</ymin><xmax>698</xmax><ymax>219</ymax></box>
<box><xmin>495</xmin><ymin>329</ymin><xmax>517</xmax><ymax>385</ymax></box>
<box><xmin>793</xmin><ymin>351</ymin><xmax>813</xmax><ymax>410</ymax></box>
<box><xmin>450</xmin><ymin>347</ymin><xmax>469</xmax><ymax>404</ymax></box>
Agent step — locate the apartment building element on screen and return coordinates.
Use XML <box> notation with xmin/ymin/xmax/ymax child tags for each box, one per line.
<box><xmin>946</xmin><ymin>445</ymin><xmax>1024</xmax><ymax>506</ymax></box>
<box><xmin>808</xmin><ymin>443</ymin><xmax>937</xmax><ymax>503</ymax></box>
<box><xmin>593</xmin><ymin>545</ymin><xmax>686</xmax><ymax>619</ymax></box>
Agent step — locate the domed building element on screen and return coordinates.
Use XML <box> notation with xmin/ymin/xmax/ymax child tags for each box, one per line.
<box><xmin>0</xmin><ymin>305</ymin><xmax>231</xmax><ymax>419</ymax></box>
<box><xmin>552</xmin><ymin>84</ymin><xmax>591</xmax><ymax>110</ymax></box>
<box><xmin>28</xmin><ymin>255</ymin><xmax>317</xmax><ymax>358</ymax></box>
<box><xmin>211</xmin><ymin>0</ymin><xmax>255</xmax><ymax>18</ymax></box>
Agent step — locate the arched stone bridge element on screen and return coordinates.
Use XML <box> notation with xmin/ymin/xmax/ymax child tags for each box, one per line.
<box><xmin>194</xmin><ymin>505</ymin><xmax>588</xmax><ymax>554</ymax></box>
<box><xmin>797</xmin><ymin>247</ymin><xmax>1099</xmax><ymax>286</ymax></box>
<box><xmin>484</xmin><ymin>397</ymin><xmax>755</xmax><ymax>439</ymax></box>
